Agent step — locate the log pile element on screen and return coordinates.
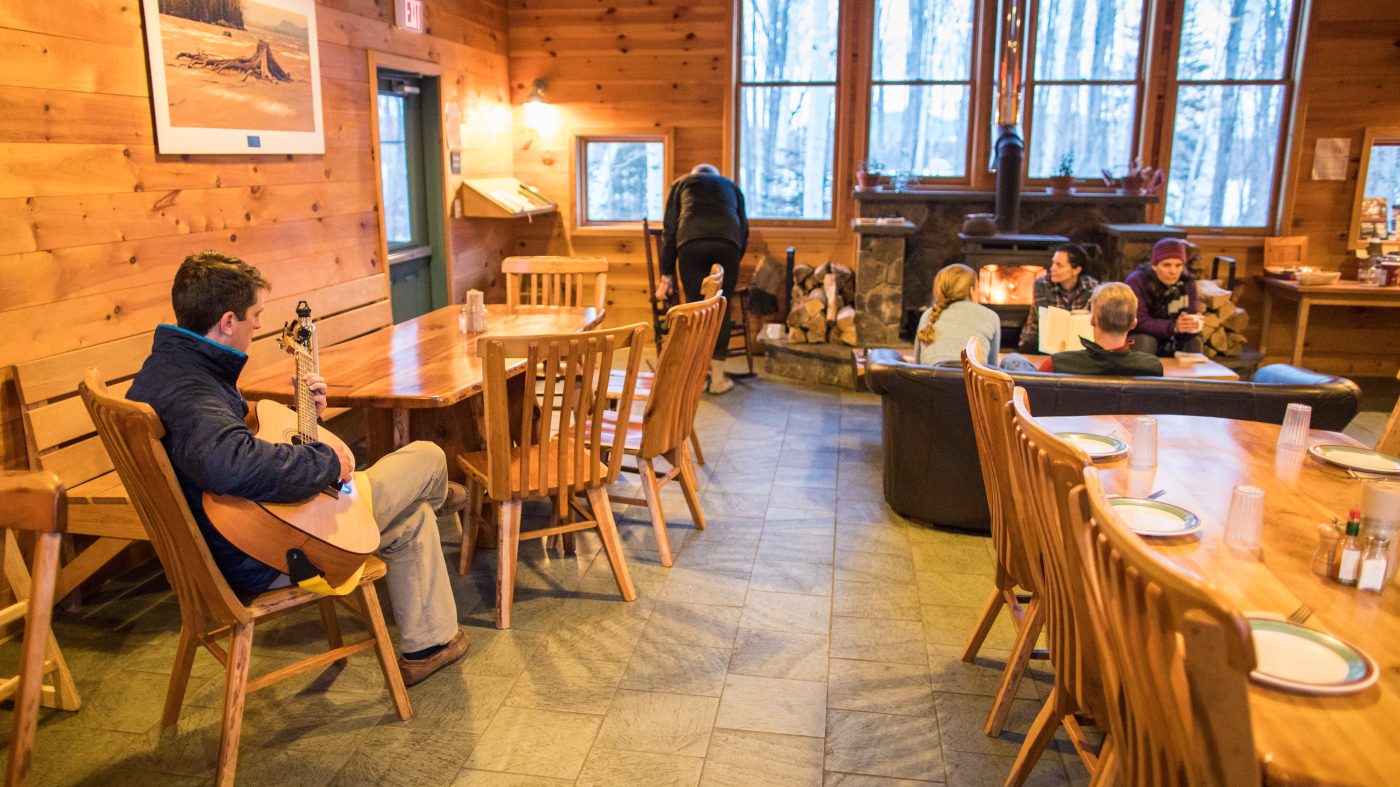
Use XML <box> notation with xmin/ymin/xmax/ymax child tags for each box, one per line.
<box><xmin>1197</xmin><ymin>279</ymin><xmax>1249</xmax><ymax>357</ymax></box>
<box><xmin>786</xmin><ymin>262</ymin><xmax>857</xmax><ymax>345</ymax></box>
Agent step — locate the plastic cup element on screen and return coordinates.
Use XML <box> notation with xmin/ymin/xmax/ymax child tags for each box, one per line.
<box><xmin>1277</xmin><ymin>403</ymin><xmax>1312</xmax><ymax>452</ymax></box>
<box><xmin>1128</xmin><ymin>416</ymin><xmax>1157</xmax><ymax>469</ymax></box>
<box><xmin>1224</xmin><ymin>485</ymin><xmax>1266</xmax><ymax>555</ymax></box>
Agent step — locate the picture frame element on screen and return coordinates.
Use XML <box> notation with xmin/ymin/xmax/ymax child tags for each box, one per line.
<box><xmin>140</xmin><ymin>0</ymin><xmax>325</xmax><ymax>155</ymax></box>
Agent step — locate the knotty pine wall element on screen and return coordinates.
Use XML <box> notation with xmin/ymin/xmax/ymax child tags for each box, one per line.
<box><xmin>0</xmin><ymin>0</ymin><xmax>514</xmax><ymax>469</ymax></box>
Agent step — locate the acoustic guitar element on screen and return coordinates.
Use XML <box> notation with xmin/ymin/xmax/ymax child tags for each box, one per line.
<box><xmin>203</xmin><ymin>301</ymin><xmax>379</xmax><ymax>589</ymax></box>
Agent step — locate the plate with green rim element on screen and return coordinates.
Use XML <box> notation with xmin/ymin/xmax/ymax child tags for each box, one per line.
<box><xmin>1056</xmin><ymin>432</ymin><xmax>1129</xmax><ymax>461</ymax></box>
<box><xmin>1108</xmin><ymin>498</ymin><xmax>1201</xmax><ymax>538</ymax></box>
<box><xmin>1307</xmin><ymin>444</ymin><xmax>1400</xmax><ymax>475</ymax></box>
<box><xmin>1246</xmin><ymin>617</ymin><xmax>1379</xmax><ymax>695</ymax></box>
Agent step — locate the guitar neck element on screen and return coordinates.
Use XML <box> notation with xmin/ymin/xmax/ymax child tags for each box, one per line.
<box><xmin>295</xmin><ymin>351</ymin><xmax>319</xmax><ymax>442</ymax></box>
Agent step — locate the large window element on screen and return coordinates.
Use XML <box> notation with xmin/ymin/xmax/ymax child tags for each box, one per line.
<box><xmin>868</xmin><ymin>0</ymin><xmax>975</xmax><ymax>178</ymax></box>
<box><xmin>1026</xmin><ymin>0</ymin><xmax>1146</xmax><ymax>179</ymax></box>
<box><xmin>576</xmin><ymin>136</ymin><xmax>666</xmax><ymax>225</ymax></box>
<box><xmin>739</xmin><ymin>0</ymin><xmax>839</xmax><ymax>219</ymax></box>
<box><xmin>1165</xmin><ymin>0</ymin><xmax>1295</xmax><ymax>227</ymax></box>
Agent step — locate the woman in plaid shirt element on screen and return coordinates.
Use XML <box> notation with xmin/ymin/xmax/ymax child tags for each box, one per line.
<box><xmin>1016</xmin><ymin>242</ymin><xmax>1100</xmax><ymax>352</ymax></box>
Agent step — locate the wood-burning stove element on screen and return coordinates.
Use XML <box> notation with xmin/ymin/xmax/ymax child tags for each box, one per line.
<box><xmin>959</xmin><ymin>232</ymin><xmax>1067</xmax><ymax>332</ymax></box>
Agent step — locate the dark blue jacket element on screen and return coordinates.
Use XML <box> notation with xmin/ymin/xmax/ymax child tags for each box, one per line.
<box><xmin>127</xmin><ymin>325</ymin><xmax>341</xmax><ymax>594</ymax></box>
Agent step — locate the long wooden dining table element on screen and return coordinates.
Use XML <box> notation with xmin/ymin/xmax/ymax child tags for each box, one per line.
<box><xmin>240</xmin><ymin>304</ymin><xmax>603</xmax><ymax>463</ymax></box>
<box><xmin>1040</xmin><ymin>413</ymin><xmax>1399</xmax><ymax>786</ymax></box>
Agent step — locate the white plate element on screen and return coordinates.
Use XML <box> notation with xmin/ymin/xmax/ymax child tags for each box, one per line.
<box><xmin>1109</xmin><ymin>498</ymin><xmax>1202</xmax><ymax>537</ymax></box>
<box><xmin>1247</xmin><ymin>618</ymin><xmax>1379</xmax><ymax>695</ymax></box>
<box><xmin>1056</xmin><ymin>432</ymin><xmax>1128</xmax><ymax>461</ymax></box>
<box><xmin>1308</xmin><ymin>444</ymin><xmax>1400</xmax><ymax>475</ymax></box>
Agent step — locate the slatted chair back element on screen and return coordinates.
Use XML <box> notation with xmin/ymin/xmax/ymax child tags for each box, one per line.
<box><xmin>477</xmin><ymin>324</ymin><xmax>646</xmax><ymax>506</ymax></box>
<box><xmin>503</xmin><ymin>256</ymin><xmax>609</xmax><ymax>312</ymax></box>
<box><xmin>78</xmin><ymin>372</ymin><xmax>249</xmax><ymax>631</ymax></box>
<box><xmin>1007</xmin><ymin>388</ymin><xmax>1107</xmax><ymax>720</ymax></box>
<box><xmin>1262</xmin><ymin>235</ymin><xmax>1308</xmax><ymax>268</ymax></box>
<box><xmin>961</xmin><ymin>339</ymin><xmax>1038</xmax><ymax>593</ymax></box>
<box><xmin>1377</xmin><ymin>369</ymin><xmax>1400</xmax><ymax>457</ymax></box>
<box><xmin>642</xmin><ymin>219</ymin><xmax>674</xmax><ymax>353</ymax></box>
<box><xmin>639</xmin><ymin>293</ymin><xmax>726</xmax><ymax>458</ymax></box>
<box><xmin>1071</xmin><ymin>467</ymin><xmax>1259</xmax><ymax>787</ymax></box>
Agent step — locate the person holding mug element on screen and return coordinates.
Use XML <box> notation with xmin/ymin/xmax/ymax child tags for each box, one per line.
<box><xmin>1124</xmin><ymin>238</ymin><xmax>1204</xmax><ymax>356</ymax></box>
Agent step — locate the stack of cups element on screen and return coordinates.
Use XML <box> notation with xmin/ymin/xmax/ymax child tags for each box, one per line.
<box><xmin>1277</xmin><ymin>403</ymin><xmax>1312</xmax><ymax>452</ymax></box>
<box><xmin>1224</xmin><ymin>485</ymin><xmax>1266</xmax><ymax>556</ymax></box>
<box><xmin>464</xmin><ymin>290</ymin><xmax>488</xmax><ymax>333</ymax></box>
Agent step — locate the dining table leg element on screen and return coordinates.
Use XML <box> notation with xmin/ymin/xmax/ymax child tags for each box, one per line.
<box><xmin>1258</xmin><ymin>287</ymin><xmax>1274</xmax><ymax>357</ymax></box>
<box><xmin>1291</xmin><ymin>298</ymin><xmax>1311</xmax><ymax>367</ymax></box>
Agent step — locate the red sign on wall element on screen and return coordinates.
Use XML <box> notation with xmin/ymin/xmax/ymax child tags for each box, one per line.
<box><xmin>396</xmin><ymin>0</ymin><xmax>424</xmax><ymax>33</ymax></box>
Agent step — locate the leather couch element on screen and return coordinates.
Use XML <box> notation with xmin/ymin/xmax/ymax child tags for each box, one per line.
<box><xmin>864</xmin><ymin>349</ymin><xmax>1362</xmax><ymax>533</ymax></box>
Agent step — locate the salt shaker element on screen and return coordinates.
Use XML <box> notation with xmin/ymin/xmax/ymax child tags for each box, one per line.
<box><xmin>1358</xmin><ymin>535</ymin><xmax>1390</xmax><ymax>592</ymax></box>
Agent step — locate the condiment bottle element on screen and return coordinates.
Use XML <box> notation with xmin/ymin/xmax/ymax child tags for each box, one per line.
<box><xmin>1337</xmin><ymin>509</ymin><xmax>1363</xmax><ymax>587</ymax></box>
<box><xmin>1312</xmin><ymin>521</ymin><xmax>1342</xmax><ymax>577</ymax></box>
<box><xmin>1358</xmin><ymin>535</ymin><xmax>1390</xmax><ymax>593</ymax></box>
<box><xmin>1360</xmin><ymin>481</ymin><xmax>1400</xmax><ymax>585</ymax></box>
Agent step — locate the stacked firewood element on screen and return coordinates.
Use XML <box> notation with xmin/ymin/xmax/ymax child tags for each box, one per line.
<box><xmin>786</xmin><ymin>262</ymin><xmax>857</xmax><ymax>345</ymax></box>
<box><xmin>1197</xmin><ymin>279</ymin><xmax>1249</xmax><ymax>357</ymax></box>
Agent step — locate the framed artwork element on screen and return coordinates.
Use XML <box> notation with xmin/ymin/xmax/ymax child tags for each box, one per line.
<box><xmin>140</xmin><ymin>0</ymin><xmax>324</xmax><ymax>154</ymax></box>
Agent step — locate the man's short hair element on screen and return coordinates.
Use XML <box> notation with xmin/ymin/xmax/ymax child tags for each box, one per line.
<box><xmin>1090</xmin><ymin>282</ymin><xmax>1137</xmax><ymax>334</ymax></box>
<box><xmin>691</xmin><ymin>163</ymin><xmax>720</xmax><ymax>175</ymax></box>
<box><xmin>172</xmin><ymin>251</ymin><xmax>270</xmax><ymax>335</ymax></box>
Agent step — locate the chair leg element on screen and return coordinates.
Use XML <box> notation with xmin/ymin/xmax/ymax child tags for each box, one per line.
<box><xmin>163</xmin><ymin>625</ymin><xmax>199</xmax><ymax>726</ymax></box>
<box><xmin>638</xmin><ymin>458</ymin><xmax>673</xmax><ymax>567</ymax></box>
<box><xmin>672</xmin><ymin>448</ymin><xmax>707</xmax><ymax>531</ymax></box>
<box><xmin>3</xmin><ymin>531</ymin><xmax>79</xmax><ymax>712</ymax></box>
<box><xmin>459</xmin><ymin>478</ymin><xmax>483</xmax><ymax>575</ymax></box>
<box><xmin>985</xmin><ymin>596</ymin><xmax>1044</xmax><ymax>737</ymax></box>
<box><xmin>1005</xmin><ymin>684</ymin><xmax>1066</xmax><ymax>787</ymax></box>
<box><xmin>6</xmin><ymin>532</ymin><xmax>64</xmax><ymax>787</ymax></box>
<box><xmin>359</xmin><ymin>580</ymin><xmax>412</xmax><ymax>720</ymax></box>
<box><xmin>689</xmin><ymin>431</ymin><xmax>706</xmax><ymax>467</ymax></box>
<box><xmin>215</xmin><ymin>622</ymin><xmax>254</xmax><ymax>787</ymax></box>
<box><xmin>318</xmin><ymin>597</ymin><xmax>347</xmax><ymax>668</ymax></box>
<box><xmin>963</xmin><ymin>586</ymin><xmax>1008</xmax><ymax>662</ymax></box>
<box><xmin>495</xmin><ymin>500</ymin><xmax>522</xmax><ymax>629</ymax></box>
<box><xmin>586</xmin><ymin>486</ymin><xmax>636</xmax><ymax>601</ymax></box>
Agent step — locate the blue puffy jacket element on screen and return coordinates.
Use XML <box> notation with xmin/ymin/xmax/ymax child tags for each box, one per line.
<box><xmin>127</xmin><ymin>325</ymin><xmax>341</xmax><ymax>594</ymax></box>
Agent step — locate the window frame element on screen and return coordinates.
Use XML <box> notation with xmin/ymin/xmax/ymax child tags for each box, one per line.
<box><xmin>1020</xmin><ymin>0</ymin><xmax>1153</xmax><ymax>186</ymax></box>
<box><xmin>1155</xmin><ymin>0</ymin><xmax>1306</xmax><ymax>233</ymax></box>
<box><xmin>732</xmin><ymin>0</ymin><xmax>846</xmax><ymax>227</ymax></box>
<box><xmin>570</xmin><ymin>130</ymin><xmax>674</xmax><ymax>234</ymax></box>
<box><xmin>865</xmin><ymin>0</ymin><xmax>980</xmax><ymax>183</ymax></box>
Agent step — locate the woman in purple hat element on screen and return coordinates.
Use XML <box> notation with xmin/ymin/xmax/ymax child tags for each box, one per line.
<box><xmin>1124</xmin><ymin>238</ymin><xmax>1204</xmax><ymax>356</ymax></box>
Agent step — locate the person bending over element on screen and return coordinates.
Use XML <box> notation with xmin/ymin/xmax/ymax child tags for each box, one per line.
<box><xmin>1017</xmin><ymin>242</ymin><xmax>1101</xmax><ymax>352</ymax></box>
<box><xmin>1038</xmin><ymin>282</ymin><xmax>1164</xmax><ymax>376</ymax></box>
<box><xmin>914</xmin><ymin>263</ymin><xmax>1000</xmax><ymax>366</ymax></box>
<box><xmin>655</xmin><ymin>163</ymin><xmax>748</xmax><ymax>394</ymax></box>
<box><xmin>1124</xmin><ymin>238</ymin><xmax>1204</xmax><ymax>357</ymax></box>
<box><xmin>127</xmin><ymin>251</ymin><xmax>468</xmax><ymax>686</ymax></box>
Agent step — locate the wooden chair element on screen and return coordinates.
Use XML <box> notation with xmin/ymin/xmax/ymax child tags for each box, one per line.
<box><xmin>600</xmin><ymin>293</ymin><xmax>727</xmax><ymax>566</ymax></box>
<box><xmin>456</xmin><ymin>324</ymin><xmax>647</xmax><ymax>628</ymax></box>
<box><xmin>78</xmin><ymin>372</ymin><xmax>410</xmax><ymax>787</ymax></box>
<box><xmin>0</xmin><ymin>472</ymin><xmax>81</xmax><ymax>787</ymax></box>
<box><xmin>1005</xmin><ymin>388</ymin><xmax>1111</xmax><ymax>784</ymax></box>
<box><xmin>502</xmin><ymin>256</ymin><xmax>609</xmax><ymax>313</ymax></box>
<box><xmin>1263</xmin><ymin>235</ymin><xmax>1309</xmax><ymax>268</ymax></box>
<box><xmin>641</xmin><ymin>218</ymin><xmax>677</xmax><ymax>355</ymax></box>
<box><xmin>959</xmin><ymin>339</ymin><xmax>1045</xmax><ymax>737</ymax></box>
<box><xmin>1070</xmin><ymin>467</ymin><xmax>1259</xmax><ymax>786</ymax></box>
<box><xmin>1376</xmin><ymin>369</ymin><xmax>1400</xmax><ymax>457</ymax></box>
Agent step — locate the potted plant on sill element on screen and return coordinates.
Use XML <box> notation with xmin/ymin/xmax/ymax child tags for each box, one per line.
<box><xmin>1049</xmin><ymin>153</ymin><xmax>1074</xmax><ymax>195</ymax></box>
<box><xmin>1102</xmin><ymin>160</ymin><xmax>1165</xmax><ymax>196</ymax></box>
<box><xmin>856</xmin><ymin>160</ymin><xmax>884</xmax><ymax>191</ymax></box>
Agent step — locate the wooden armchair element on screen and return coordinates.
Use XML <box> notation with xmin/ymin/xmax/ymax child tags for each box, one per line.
<box><xmin>1070</xmin><ymin>467</ymin><xmax>1259</xmax><ymax>786</ymax></box>
<box><xmin>1005</xmin><ymin>389</ymin><xmax>1110</xmax><ymax>783</ymax></box>
<box><xmin>959</xmin><ymin>338</ymin><xmax>1044</xmax><ymax>737</ymax></box>
<box><xmin>79</xmin><ymin>372</ymin><xmax>410</xmax><ymax>787</ymax></box>
<box><xmin>502</xmin><ymin>256</ymin><xmax>609</xmax><ymax>314</ymax></box>
<box><xmin>456</xmin><ymin>324</ymin><xmax>646</xmax><ymax>628</ymax></box>
<box><xmin>599</xmin><ymin>293</ymin><xmax>727</xmax><ymax>566</ymax></box>
<box><xmin>0</xmin><ymin>472</ymin><xmax>81</xmax><ymax>787</ymax></box>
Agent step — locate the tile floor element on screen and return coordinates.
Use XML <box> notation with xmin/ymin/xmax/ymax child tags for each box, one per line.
<box><xmin>8</xmin><ymin>372</ymin><xmax>1114</xmax><ymax>785</ymax></box>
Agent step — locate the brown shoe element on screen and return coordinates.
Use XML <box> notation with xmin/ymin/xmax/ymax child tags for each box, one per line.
<box><xmin>436</xmin><ymin>482</ymin><xmax>469</xmax><ymax>515</ymax></box>
<box><xmin>397</xmin><ymin>630</ymin><xmax>470</xmax><ymax>687</ymax></box>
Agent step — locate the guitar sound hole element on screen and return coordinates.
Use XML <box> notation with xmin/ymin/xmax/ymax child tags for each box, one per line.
<box><xmin>289</xmin><ymin>433</ymin><xmax>303</xmax><ymax>446</ymax></box>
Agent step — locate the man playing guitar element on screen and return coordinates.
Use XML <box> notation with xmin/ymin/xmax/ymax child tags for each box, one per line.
<box><xmin>127</xmin><ymin>251</ymin><xmax>468</xmax><ymax>686</ymax></box>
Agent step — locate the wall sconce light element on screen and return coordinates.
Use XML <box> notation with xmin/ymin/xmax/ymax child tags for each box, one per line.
<box><xmin>522</xmin><ymin>79</ymin><xmax>561</xmax><ymax>140</ymax></box>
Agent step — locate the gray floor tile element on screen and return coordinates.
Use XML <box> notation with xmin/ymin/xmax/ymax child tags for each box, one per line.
<box><xmin>827</xmin><ymin>658</ymin><xmax>936</xmax><ymax>717</ymax></box>
<box><xmin>700</xmin><ymin>729</ymin><xmax>823</xmax><ymax>786</ymax></box>
<box><xmin>824</xmin><ymin>709</ymin><xmax>944</xmax><ymax>782</ymax></box>
<box><xmin>728</xmin><ymin>629</ymin><xmax>829</xmax><ymax>682</ymax></box>
<box><xmin>594</xmin><ymin>689</ymin><xmax>719</xmax><ymax>757</ymax></box>
<box><xmin>714</xmin><ymin>674</ymin><xmax>827</xmax><ymax>737</ymax></box>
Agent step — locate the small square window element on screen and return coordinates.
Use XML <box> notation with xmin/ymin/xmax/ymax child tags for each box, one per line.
<box><xmin>577</xmin><ymin>136</ymin><xmax>667</xmax><ymax>226</ymax></box>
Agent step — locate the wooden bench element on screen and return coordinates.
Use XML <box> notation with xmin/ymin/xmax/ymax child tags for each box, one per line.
<box><xmin>6</xmin><ymin>280</ymin><xmax>393</xmax><ymax>600</ymax></box>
